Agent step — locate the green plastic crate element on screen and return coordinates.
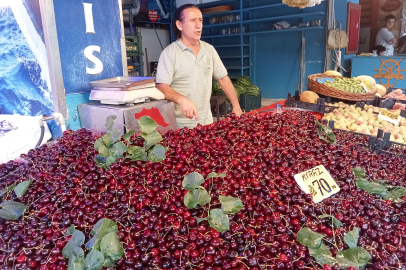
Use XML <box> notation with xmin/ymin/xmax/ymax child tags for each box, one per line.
<box><xmin>239</xmin><ymin>91</ymin><xmax>261</xmax><ymax>112</ymax></box>
<box><xmin>125</xmin><ymin>35</ymin><xmax>143</xmax><ymax>56</ymax></box>
<box><xmin>128</xmin><ymin>62</ymin><xmax>143</xmax><ymax>77</ymax></box>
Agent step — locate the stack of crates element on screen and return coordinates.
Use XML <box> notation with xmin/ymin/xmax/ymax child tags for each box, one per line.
<box><xmin>126</xmin><ymin>30</ymin><xmax>144</xmax><ymax>76</ymax></box>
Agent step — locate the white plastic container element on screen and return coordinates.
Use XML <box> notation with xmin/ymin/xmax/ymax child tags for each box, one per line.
<box><xmin>176</xmin><ymin>0</ymin><xmax>201</xmax><ymax>8</ymax></box>
<box><xmin>0</xmin><ymin>115</ymin><xmax>52</xmax><ymax>164</ymax></box>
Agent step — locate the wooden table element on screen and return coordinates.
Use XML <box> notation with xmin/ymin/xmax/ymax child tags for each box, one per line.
<box><xmin>210</xmin><ymin>95</ymin><xmax>227</xmax><ymax>121</ymax></box>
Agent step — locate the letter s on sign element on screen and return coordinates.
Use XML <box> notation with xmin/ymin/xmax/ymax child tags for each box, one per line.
<box><xmin>84</xmin><ymin>46</ymin><xmax>103</xmax><ymax>75</ymax></box>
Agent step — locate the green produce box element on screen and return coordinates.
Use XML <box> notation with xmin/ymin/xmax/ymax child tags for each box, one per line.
<box><xmin>125</xmin><ymin>35</ymin><xmax>143</xmax><ymax>56</ymax></box>
<box><xmin>239</xmin><ymin>92</ymin><xmax>261</xmax><ymax>112</ymax></box>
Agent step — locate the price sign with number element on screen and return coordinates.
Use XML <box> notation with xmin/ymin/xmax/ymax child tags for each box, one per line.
<box><xmin>378</xmin><ymin>110</ymin><xmax>401</xmax><ymax>126</ymax></box>
<box><xmin>294</xmin><ymin>165</ymin><xmax>340</xmax><ymax>203</ymax></box>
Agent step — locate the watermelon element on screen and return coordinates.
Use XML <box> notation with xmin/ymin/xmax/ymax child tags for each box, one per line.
<box><xmin>246</xmin><ymin>85</ymin><xmax>260</xmax><ymax>96</ymax></box>
<box><xmin>235</xmin><ymin>76</ymin><xmax>253</xmax><ymax>88</ymax></box>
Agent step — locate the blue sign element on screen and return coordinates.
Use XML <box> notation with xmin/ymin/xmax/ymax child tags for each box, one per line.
<box><xmin>53</xmin><ymin>0</ymin><xmax>124</xmax><ymax>95</ymax></box>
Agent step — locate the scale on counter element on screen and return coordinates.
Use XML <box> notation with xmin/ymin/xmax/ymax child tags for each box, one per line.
<box><xmin>89</xmin><ymin>77</ymin><xmax>165</xmax><ymax>105</ymax></box>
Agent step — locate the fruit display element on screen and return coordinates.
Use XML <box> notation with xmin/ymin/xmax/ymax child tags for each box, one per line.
<box><xmin>323</xmin><ymin>102</ymin><xmax>406</xmax><ymax>144</ymax></box>
<box><xmin>384</xmin><ymin>89</ymin><xmax>406</xmax><ymax>100</ymax></box>
<box><xmin>300</xmin><ymin>91</ymin><xmax>319</xmax><ymax>104</ymax></box>
<box><xmin>324</xmin><ymin>70</ymin><xmax>342</xmax><ymax>77</ymax></box>
<box><xmin>375</xmin><ymin>84</ymin><xmax>387</xmax><ymax>97</ymax></box>
<box><xmin>1</xmin><ymin>110</ymin><xmax>406</xmax><ymax>270</ymax></box>
<box><xmin>323</xmin><ymin>77</ymin><xmax>370</xmax><ymax>94</ymax></box>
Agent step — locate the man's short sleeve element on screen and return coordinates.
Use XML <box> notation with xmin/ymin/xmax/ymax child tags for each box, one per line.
<box><xmin>212</xmin><ymin>47</ymin><xmax>228</xmax><ymax>80</ymax></box>
<box><xmin>156</xmin><ymin>50</ymin><xmax>174</xmax><ymax>85</ymax></box>
<box><xmin>380</xmin><ymin>29</ymin><xmax>395</xmax><ymax>43</ymax></box>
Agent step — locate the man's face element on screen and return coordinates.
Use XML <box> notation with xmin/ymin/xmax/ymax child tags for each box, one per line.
<box><xmin>177</xmin><ymin>8</ymin><xmax>203</xmax><ymax>41</ymax></box>
<box><xmin>385</xmin><ymin>19</ymin><xmax>395</xmax><ymax>29</ymax></box>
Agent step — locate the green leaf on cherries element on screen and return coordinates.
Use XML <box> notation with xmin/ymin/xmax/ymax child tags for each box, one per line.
<box><xmin>14</xmin><ymin>179</ymin><xmax>32</xmax><ymax>198</ymax></box>
<box><xmin>336</xmin><ymin>250</ymin><xmax>360</xmax><ymax>270</ymax></box>
<box><xmin>351</xmin><ymin>167</ymin><xmax>366</xmax><ymax>178</ymax></box>
<box><xmin>104</xmin><ymin>130</ymin><xmax>122</xmax><ymax>146</ymax></box>
<box><xmin>184</xmin><ymin>188</ymin><xmax>211</xmax><ymax>209</ymax></box>
<box><xmin>86</xmin><ymin>219</ymin><xmax>118</xmax><ymax>251</ymax></box>
<box><xmin>206</xmin><ymin>172</ymin><xmax>227</xmax><ymax>179</ymax></box>
<box><xmin>384</xmin><ymin>187</ymin><xmax>406</xmax><ymax>202</ymax></box>
<box><xmin>123</xmin><ymin>129</ymin><xmax>137</xmax><ymax>141</ymax></box>
<box><xmin>147</xmin><ymin>144</ymin><xmax>166</xmax><ymax>162</ymax></box>
<box><xmin>103</xmin><ymin>257</ymin><xmax>117</xmax><ymax>267</ymax></box>
<box><xmin>344</xmin><ymin>227</ymin><xmax>360</xmax><ymax>249</ymax></box>
<box><xmin>338</xmin><ymin>247</ymin><xmax>372</xmax><ymax>269</ymax></box>
<box><xmin>139</xmin><ymin>116</ymin><xmax>158</xmax><ymax>134</ymax></box>
<box><xmin>0</xmin><ymin>183</ymin><xmax>16</xmax><ymax>197</ymax></box>
<box><xmin>208</xmin><ymin>209</ymin><xmax>229</xmax><ymax>233</ymax></box>
<box><xmin>105</xmin><ymin>155</ymin><xmax>117</xmax><ymax>167</ymax></box>
<box><xmin>319</xmin><ymin>215</ymin><xmax>341</xmax><ymax>228</ymax></box>
<box><xmin>219</xmin><ymin>195</ymin><xmax>243</xmax><ymax>215</ymax></box>
<box><xmin>63</xmin><ymin>230</ymin><xmax>85</xmax><ymax>259</ymax></box>
<box><xmin>315</xmin><ymin>120</ymin><xmax>337</xmax><ymax>144</ymax></box>
<box><xmin>84</xmin><ymin>249</ymin><xmax>104</xmax><ymax>270</ymax></box>
<box><xmin>308</xmin><ymin>243</ymin><xmax>336</xmax><ymax>267</ymax></box>
<box><xmin>105</xmin><ymin>115</ymin><xmax>117</xmax><ymax>130</ymax></box>
<box><xmin>194</xmin><ymin>217</ymin><xmax>208</xmax><ymax>224</ymax></box>
<box><xmin>127</xmin><ymin>145</ymin><xmax>147</xmax><ymax>161</ymax></box>
<box><xmin>110</xmin><ymin>142</ymin><xmax>127</xmax><ymax>157</ymax></box>
<box><xmin>356</xmin><ymin>179</ymin><xmax>387</xmax><ymax>197</ymax></box>
<box><xmin>100</xmin><ymin>232</ymin><xmax>124</xmax><ymax>261</ymax></box>
<box><xmin>182</xmin><ymin>172</ymin><xmax>205</xmax><ymax>191</ymax></box>
<box><xmin>67</xmin><ymin>247</ymin><xmax>85</xmax><ymax>270</ymax></box>
<box><xmin>94</xmin><ymin>155</ymin><xmax>107</xmax><ymax>169</ymax></box>
<box><xmin>95</xmin><ymin>140</ymin><xmax>109</xmax><ymax>157</ymax></box>
<box><xmin>66</xmin><ymin>225</ymin><xmax>76</xmax><ymax>236</ymax></box>
<box><xmin>184</xmin><ymin>191</ymin><xmax>198</xmax><ymax>209</ymax></box>
<box><xmin>297</xmin><ymin>228</ymin><xmax>326</xmax><ymax>249</ymax></box>
<box><xmin>0</xmin><ymin>201</ymin><xmax>27</xmax><ymax>221</ymax></box>
<box><xmin>142</xmin><ymin>130</ymin><xmax>162</xmax><ymax>149</ymax></box>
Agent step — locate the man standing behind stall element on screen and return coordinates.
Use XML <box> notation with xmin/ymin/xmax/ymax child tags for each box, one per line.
<box><xmin>375</xmin><ymin>15</ymin><xmax>398</xmax><ymax>56</ymax></box>
<box><xmin>156</xmin><ymin>4</ymin><xmax>242</xmax><ymax>129</ymax></box>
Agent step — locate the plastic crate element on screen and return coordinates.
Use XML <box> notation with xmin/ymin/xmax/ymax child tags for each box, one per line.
<box><xmin>122</xmin><ymin>0</ymin><xmax>137</xmax><ymax>8</ymax></box>
<box><xmin>127</xmin><ymin>56</ymin><xmax>142</xmax><ymax>63</ymax></box>
<box><xmin>239</xmin><ymin>92</ymin><xmax>261</xmax><ymax>112</ymax></box>
<box><xmin>128</xmin><ymin>62</ymin><xmax>143</xmax><ymax>77</ymax></box>
<box><xmin>285</xmin><ymin>91</ymin><xmax>338</xmax><ymax>113</ymax></box>
<box><xmin>125</xmin><ymin>36</ymin><xmax>143</xmax><ymax>56</ymax></box>
<box><xmin>124</xmin><ymin>27</ymin><xmax>136</xmax><ymax>36</ymax></box>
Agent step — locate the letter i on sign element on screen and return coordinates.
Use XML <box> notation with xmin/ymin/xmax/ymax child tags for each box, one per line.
<box><xmin>83</xmin><ymin>3</ymin><xmax>95</xmax><ymax>34</ymax></box>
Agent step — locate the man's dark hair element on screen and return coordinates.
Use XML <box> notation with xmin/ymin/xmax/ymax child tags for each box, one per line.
<box><xmin>385</xmin><ymin>14</ymin><xmax>396</xmax><ymax>22</ymax></box>
<box><xmin>372</xmin><ymin>45</ymin><xmax>386</xmax><ymax>55</ymax></box>
<box><xmin>172</xmin><ymin>4</ymin><xmax>200</xmax><ymax>39</ymax></box>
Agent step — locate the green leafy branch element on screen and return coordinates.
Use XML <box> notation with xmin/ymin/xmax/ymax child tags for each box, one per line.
<box><xmin>297</xmin><ymin>227</ymin><xmax>371</xmax><ymax>269</ymax></box>
<box><xmin>63</xmin><ymin>218</ymin><xmax>124</xmax><ymax>270</ymax></box>
<box><xmin>182</xmin><ymin>172</ymin><xmax>243</xmax><ymax>233</ymax></box>
<box><xmin>0</xmin><ymin>178</ymin><xmax>32</xmax><ymax>220</ymax></box>
<box><xmin>94</xmin><ymin>115</ymin><xmax>166</xmax><ymax>169</ymax></box>
<box><xmin>352</xmin><ymin>167</ymin><xmax>406</xmax><ymax>203</ymax></box>
<box><xmin>316</xmin><ymin>120</ymin><xmax>337</xmax><ymax>144</ymax></box>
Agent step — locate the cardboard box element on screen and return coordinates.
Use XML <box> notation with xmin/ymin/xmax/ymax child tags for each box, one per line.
<box><xmin>78</xmin><ymin>100</ymin><xmax>177</xmax><ymax>135</ymax></box>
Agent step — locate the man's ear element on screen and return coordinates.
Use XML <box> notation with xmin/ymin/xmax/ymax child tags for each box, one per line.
<box><xmin>176</xmin><ymin>20</ymin><xmax>182</xmax><ymax>32</ymax></box>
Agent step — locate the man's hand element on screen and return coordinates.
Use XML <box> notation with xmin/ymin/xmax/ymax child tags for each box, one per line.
<box><xmin>232</xmin><ymin>106</ymin><xmax>243</xmax><ymax>117</ymax></box>
<box><xmin>179</xmin><ymin>97</ymin><xmax>199</xmax><ymax>120</ymax></box>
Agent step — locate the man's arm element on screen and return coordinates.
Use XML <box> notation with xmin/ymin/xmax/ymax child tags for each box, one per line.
<box><xmin>217</xmin><ymin>76</ymin><xmax>243</xmax><ymax>116</ymax></box>
<box><xmin>156</xmin><ymin>83</ymin><xmax>199</xmax><ymax>120</ymax></box>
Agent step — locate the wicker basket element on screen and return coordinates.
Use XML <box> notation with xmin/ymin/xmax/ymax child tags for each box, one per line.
<box><xmin>201</xmin><ymin>5</ymin><xmax>233</xmax><ymax>14</ymax></box>
<box><xmin>307</xmin><ymin>73</ymin><xmax>377</xmax><ymax>101</ymax></box>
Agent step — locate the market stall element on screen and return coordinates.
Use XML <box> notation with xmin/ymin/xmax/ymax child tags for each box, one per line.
<box><xmin>3</xmin><ymin>1</ymin><xmax>406</xmax><ymax>270</ymax></box>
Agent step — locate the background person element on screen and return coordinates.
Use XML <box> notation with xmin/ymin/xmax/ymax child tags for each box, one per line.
<box><xmin>375</xmin><ymin>14</ymin><xmax>398</xmax><ymax>56</ymax></box>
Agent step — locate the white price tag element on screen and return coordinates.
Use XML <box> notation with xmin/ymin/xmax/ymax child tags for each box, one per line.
<box><xmin>294</xmin><ymin>165</ymin><xmax>340</xmax><ymax>203</ymax></box>
<box><xmin>378</xmin><ymin>110</ymin><xmax>401</xmax><ymax>126</ymax></box>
